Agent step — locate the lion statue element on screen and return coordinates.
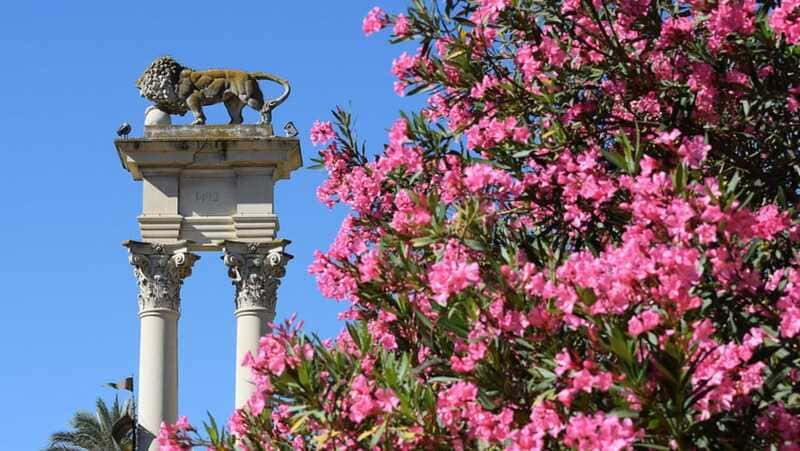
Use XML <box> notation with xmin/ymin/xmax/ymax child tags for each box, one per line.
<box><xmin>136</xmin><ymin>56</ymin><xmax>291</xmax><ymax>126</ymax></box>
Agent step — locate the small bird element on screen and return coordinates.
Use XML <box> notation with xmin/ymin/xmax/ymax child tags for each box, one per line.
<box><xmin>283</xmin><ymin>121</ymin><xmax>298</xmax><ymax>138</ymax></box>
<box><xmin>117</xmin><ymin>122</ymin><xmax>132</xmax><ymax>139</ymax></box>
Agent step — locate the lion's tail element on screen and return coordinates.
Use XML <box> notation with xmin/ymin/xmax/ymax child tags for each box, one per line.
<box><xmin>251</xmin><ymin>71</ymin><xmax>291</xmax><ymax>111</ymax></box>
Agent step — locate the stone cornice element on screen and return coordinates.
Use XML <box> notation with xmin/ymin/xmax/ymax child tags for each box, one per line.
<box><xmin>114</xmin><ymin>125</ymin><xmax>302</xmax><ymax>182</ymax></box>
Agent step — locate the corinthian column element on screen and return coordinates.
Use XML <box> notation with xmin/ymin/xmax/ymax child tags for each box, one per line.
<box><xmin>125</xmin><ymin>241</ymin><xmax>199</xmax><ymax>451</ymax></box>
<box><xmin>222</xmin><ymin>241</ymin><xmax>291</xmax><ymax>408</ymax></box>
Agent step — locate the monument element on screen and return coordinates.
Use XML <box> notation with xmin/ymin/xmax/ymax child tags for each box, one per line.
<box><xmin>115</xmin><ymin>56</ymin><xmax>302</xmax><ymax>450</ymax></box>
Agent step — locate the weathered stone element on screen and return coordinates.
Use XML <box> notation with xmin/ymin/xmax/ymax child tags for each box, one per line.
<box><xmin>222</xmin><ymin>240</ymin><xmax>291</xmax><ymax>407</ymax></box>
<box><xmin>136</xmin><ymin>56</ymin><xmax>291</xmax><ymax>126</ymax></box>
<box><xmin>124</xmin><ymin>240</ymin><xmax>198</xmax><ymax>451</ymax></box>
<box><xmin>115</xmin><ymin>125</ymin><xmax>302</xmax><ymax>250</ymax></box>
<box><xmin>124</xmin><ymin>240</ymin><xmax>199</xmax><ymax>313</ymax></box>
<box><xmin>144</xmin><ymin>106</ymin><xmax>172</xmax><ymax>126</ymax></box>
<box><xmin>222</xmin><ymin>240</ymin><xmax>291</xmax><ymax>314</ymax></box>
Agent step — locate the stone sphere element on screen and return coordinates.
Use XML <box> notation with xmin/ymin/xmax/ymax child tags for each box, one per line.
<box><xmin>144</xmin><ymin>106</ymin><xmax>172</xmax><ymax>126</ymax></box>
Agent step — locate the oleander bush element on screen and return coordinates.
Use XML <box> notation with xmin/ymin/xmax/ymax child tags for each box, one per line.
<box><xmin>161</xmin><ymin>0</ymin><xmax>800</xmax><ymax>448</ymax></box>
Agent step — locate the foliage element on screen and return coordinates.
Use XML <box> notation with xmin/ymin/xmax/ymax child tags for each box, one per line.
<box><xmin>163</xmin><ymin>0</ymin><xmax>800</xmax><ymax>449</ymax></box>
<box><xmin>46</xmin><ymin>396</ymin><xmax>134</xmax><ymax>451</ymax></box>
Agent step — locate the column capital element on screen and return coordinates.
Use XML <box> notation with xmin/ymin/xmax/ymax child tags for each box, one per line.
<box><xmin>222</xmin><ymin>240</ymin><xmax>292</xmax><ymax>316</ymax></box>
<box><xmin>124</xmin><ymin>240</ymin><xmax>200</xmax><ymax>315</ymax></box>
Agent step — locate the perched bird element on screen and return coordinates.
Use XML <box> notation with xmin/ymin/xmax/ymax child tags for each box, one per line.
<box><xmin>117</xmin><ymin>122</ymin><xmax>132</xmax><ymax>139</ymax></box>
<box><xmin>283</xmin><ymin>121</ymin><xmax>298</xmax><ymax>138</ymax></box>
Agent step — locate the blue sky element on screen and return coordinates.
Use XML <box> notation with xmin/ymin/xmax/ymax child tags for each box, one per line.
<box><xmin>0</xmin><ymin>1</ymin><xmax>417</xmax><ymax>448</ymax></box>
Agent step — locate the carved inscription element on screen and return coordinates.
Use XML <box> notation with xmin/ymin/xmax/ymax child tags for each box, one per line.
<box><xmin>195</xmin><ymin>192</ymin><xmax>220</xmax><ymax>203</ymax></box>
<box><xmin>180</xmin><ymin>175</ymin><xmax>236</xmax><ymax>217</ymax></box>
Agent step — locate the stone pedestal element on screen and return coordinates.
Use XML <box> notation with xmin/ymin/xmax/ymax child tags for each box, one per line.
<box><xmin>115</xmin><ymin>125</ymin><xmax>302</xmax><ymax>251</ymax></box>
<box><xmin>222</xmin><ymin>241</ymin><xmax>291</xmax><ymax>408</ymax></box>
<box><xmin>125</xmin><ymin>241</ymin><xmax>198</xmax><ymax>451</ymax></box>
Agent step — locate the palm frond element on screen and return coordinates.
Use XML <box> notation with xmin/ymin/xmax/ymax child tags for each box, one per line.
<box><xmin>47</xmin><ymin>396</ymin><xmax>134</xmax><ymax>451</ymax></box>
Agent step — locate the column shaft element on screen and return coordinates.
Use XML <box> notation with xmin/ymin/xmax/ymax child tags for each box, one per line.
<box><xmin>235</xmin><ymin>310</ymin><xmax>271</xmax><ymax>408</ymax></box>
<box><xmin>223</xmin><ymin>241</ymin><xmax>290</xmax><ymax>409</ymax></box>
<box><xmin>125</xmin><ymin>241</ymin><xmax>198</xmax><ymax>451</ymax></box>
<box><xmin>138</xmin><ymin>310</ymin><xmax>179</xmax><ymax>448</ymax></box>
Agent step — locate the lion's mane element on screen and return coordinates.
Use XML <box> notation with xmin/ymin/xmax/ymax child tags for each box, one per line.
<box><xmin>136</xmin><ymin>56</ymin><xmax>189</xmax><ymax>115</ymax></box>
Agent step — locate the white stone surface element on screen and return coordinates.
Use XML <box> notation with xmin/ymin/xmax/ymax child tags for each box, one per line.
<box><xmin>223</xmin><ymin>241</ymin><xmax>291</xmax><ymax>408</ymax></box>
<box><xmin>138</xmin><ymin>310</ymin><xmax>179</xmax><ymax>451</ymax></box>
<box><xmin>144</xmin><ymin>106</ymin><xmax>172</xmax><ymax>126</ymax></box>
<box><xmin>234</xmin><ymin>310</ymin><xmax>271</xmax><ymax>408</ymax></box>
<box><xmin>115</xmin><ymin>125</ymin><xmax>301</xmax><ymax>250</ymax></box>
<box><xmin>124</xmin><ymin>241</ymin><xmax>198</xmax><ymax>451</ymax></box>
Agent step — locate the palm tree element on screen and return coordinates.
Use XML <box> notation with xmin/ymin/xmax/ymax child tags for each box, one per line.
<box><xmin>46</xmin><ymin>396</ymin><xmax>134</xmax><ymax>451</ymax></box>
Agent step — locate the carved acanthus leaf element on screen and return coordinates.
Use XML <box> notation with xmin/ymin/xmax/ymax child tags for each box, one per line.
<box><xmin>128</xmin><ymin>244</ymin><xmax>199</xmax><ymax>313</ymax></box>
<box><xmin>223</xmin><ymin>244</ymin><xmax>290</xmax><ymax>316</ymax></box>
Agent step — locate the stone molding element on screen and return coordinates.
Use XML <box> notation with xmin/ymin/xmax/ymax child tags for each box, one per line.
<box><xmin>124</xmin><ymin>241</ymin><xmax>199</xmax><ymax>315</ymax></box>
<box><xmin>222</xmin><ymin>241</ymin><xmax>291</xmax><ymax>316</ymax></box>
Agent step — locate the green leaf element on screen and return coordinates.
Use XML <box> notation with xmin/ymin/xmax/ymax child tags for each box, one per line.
<box><xmin>369</xmin><ymin>422</ymin><xmax>388</xmax><ymax>448</ymax></box>
<box><xmin>289</xmin><ymin>412</ymin><xmax>310</xmax><ymax>434</ymax></box>
<box><xmin>463</xmin><ymin>239</ymin><xmax>485</xmax><ymax>251</ymax></box>
<box><xmin>357</xmin><ymin>424</ymin><xmax>381</xmax><ymax>442</ymax></box>
<box><xmin>411</xmin><ymin>236</ymin><xmax>438</xmax><ymax>247</ymax></box>
<box><xmin>603</xmin><ymin>150</ymin><xmax>628</xmax><ymax>171</ymax></box>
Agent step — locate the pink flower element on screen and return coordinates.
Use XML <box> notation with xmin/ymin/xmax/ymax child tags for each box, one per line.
<box><xmin>780</xmin><ymin>307</ymin><xmax>800</xmax><ymax>338</ymax></box>
<box><xmin>564</xmin><ymin>412</ymin><xmax>640</xmax><ymax>451</ymax></box>
<box><xmin>789</xmin><ymin>95</ymin><xmax>799</xmax><ymax>113</ymax></box>
<box><xmin>677</xmin><ymin>135</ymin><xmax>710</xmax><ymax>168</ymax></box>
<box><xmin>554</xmin><ymin>349</ymin><xmax>574</xmax><ymax>376</ymax></box>
<box><xmin>687</xmin><ymin>63</ymin><xmax>718</xmax><ymax>122</ymax></box>
<box><xmin>310</xmin><ymin>120</ymin><xmax>335</xmax><ymax>145</ymax></box>
<box><xmin>348</xmin><ymin>375</ymin><xmax>376</xmax><ymax>423</ymax></box>
<box><xmin>770</xmin><ymin>0</ymin><xmax>800</xmax><ymax>44</ymax></box>
<box><xmin>659</xmin><ymin>17</ymin><xmax>693</xmax><ymax>46</ymax></box>
<box><xmin>706</xmin><ymin>0</ymin><xmax>755</xmax><ymax>50</ymax></box>
<box><xmin>247</xmin><ymin>388</ymin><xmax>266</xmax><ymax>415</ymax></box>
<box><xmin>394</xmin><ymin>13</ymin><xmax>410</xmax><ymax>36</ymax></box>
<box><xmin>391</xmin><ymin>52</ymin><xmax>418</xmax><ymax>79</ymax></box>
<box><xmin>227</xmin><ymin>410</ymin><xmax>247</xmax><ymax>438</ymax></box>
<box><xmin>374</xmin><ymin>388</ymin><xmax>400</xmax><ymax>412</ymax></box>
<box><xmin>428</xmin><ymin>241</ymin><xmax>481</xmax><ymax>303</ymax></box>
<box><xmin>362</xmin><ymin>7</ymin><xmax>388</xmax><ymax>36</ymax></box>
<box><xmin>628</xmin><ymin>310</ymin><xmax>662</xmax><ymax>337</ymax></box>
<box><xmin>464</xmin><ymin>163</ymin><xmax>519</xmax><ymax>194</ymax></box>
<box><xmin>472</xmin><ymin>0</ymin><xmax>509</xmax><ymax>23</ymax></box>
<box><xmin>157</xmin><ymin>417</ymin><xmax>193</xmax><ymax>451</ymax></box>
<box><xmin>436</xmin><ymin>382</ymin><xmax>478</xmax><ymax>428</ymax></box>
<box><xmin>653</xmin><ymin>129</ymin><xmax>681</xmax><ymax>146</ymax></box>
<box><xmin>388</xmin><ymin>118</ymin><xmax>409</xmax><ymax>147</ymax></box>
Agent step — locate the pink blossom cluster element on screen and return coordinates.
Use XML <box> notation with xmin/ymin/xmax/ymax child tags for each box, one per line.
<box><xmin>428</xmin><ymin>240</ymin><xmax>481</xmax><ymax>304</ymax></box>
<box><xmin>562</xmin><ymin>413</ymin><xmax>640</xmax><ymax>451</ymax></box>
<box><xmin>157</xmin><ymin>416</ymin><xmax>192</xmax><ymax>451</ymax></box>
<box><xmin>627</xmin><ymin>309</ymin><xmax>661</xmax><ymax>336</ymax></box>
<box><xmin>706</xmin><ymin>0</ymin><xmax>755</xmax><ymax>50</ymax></box>
<box><xmin>464</xmin><ymin>116</ymin><xmax>531</xmax><ymax>149</ymax></box>
<box><xmin>160</xmin><ymin>0</ymin><xmax>800</xmax><ymax>448</ymax></box>
<box><xmin>347</xmin><ymin>374</ymin><xmax>400</xmax><ymax>423</ymax></box>
<box><xmin>242</xmin><ymin>317</ymin><xmax>313</xmax><ymax>379</ymax></box>
<box><xmin>362</xmin><ymin>7</ymin><xmax>388</xmax><ymax>36</ymax></box>
<box><xmin>690</xmin><ymin>324</ymin><xmax>767</xmax><ymax>418</ymax></box>
<box><xmin>770</xmin><ymin>0</ymin><xmax>800</xmax><ymax>44</ymax></box>
<box><xmin>309</xmin><ymin>120</ymin><xmax>335</xmax><ymax>145</ymax></box>
<box><xmin>393</xmin><ymin>13</ymin><xmax>410</xmax><ymax>37</ymax></box>
<box><xmin>757</xmin><ymin>403</ymin><xmax>800</xmax><ymax>448</ymax></box>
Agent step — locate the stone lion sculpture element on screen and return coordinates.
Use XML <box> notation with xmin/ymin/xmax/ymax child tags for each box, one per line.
<box><xmin>136</xmin><ymin>56</ymin><xmax>291</xmax><ymax>126</ymax></box>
